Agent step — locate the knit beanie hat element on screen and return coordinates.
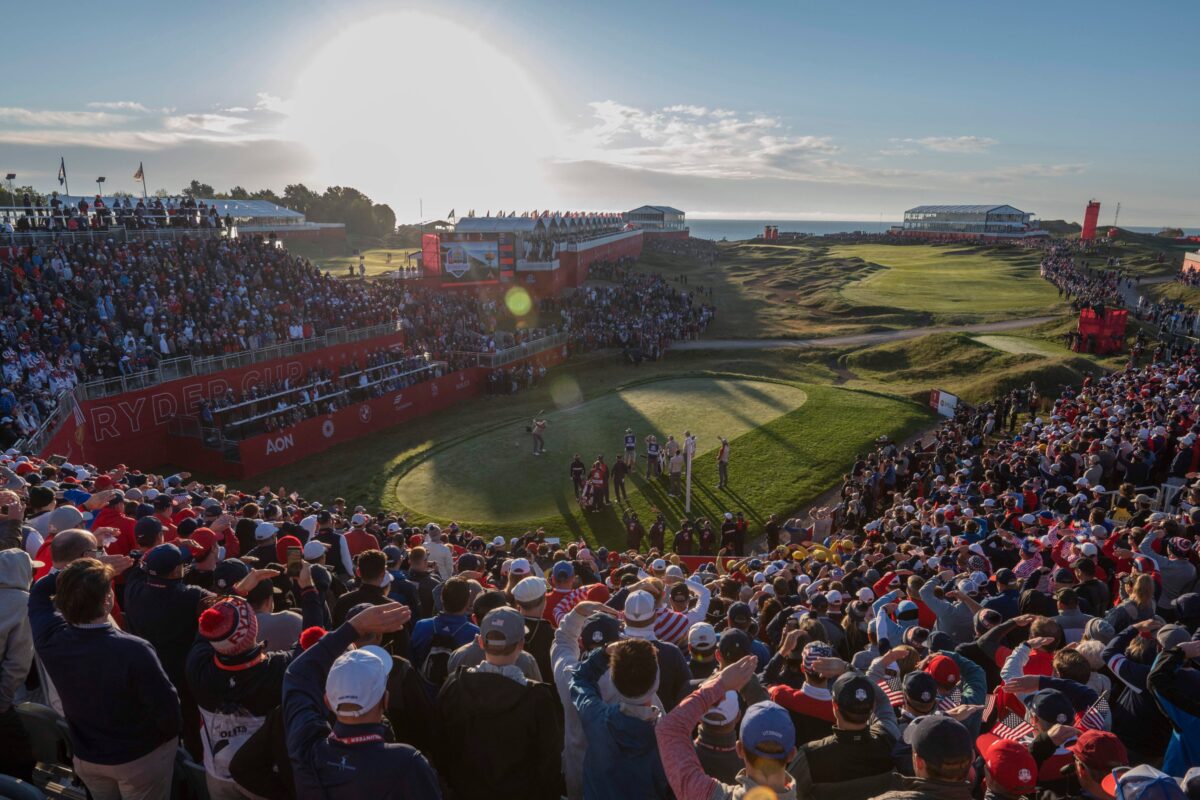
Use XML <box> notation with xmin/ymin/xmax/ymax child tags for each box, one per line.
<box><xmin>199</xmin><ymin>596</ymin><xmax>259</xmax><ymax>656</ymax></box>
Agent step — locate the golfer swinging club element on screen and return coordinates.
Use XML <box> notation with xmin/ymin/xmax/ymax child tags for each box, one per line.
<box><xmin>530</xmin><ymin>413</ymin><xmax>547</xmax><ymax>455</ymax></box>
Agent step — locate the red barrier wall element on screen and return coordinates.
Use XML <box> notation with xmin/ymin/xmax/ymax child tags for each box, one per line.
<box><xmin>42</xmin><ymin>330</ymin><xmax>412</xmax><ymax>468</ymax></box>
<box><xmin>42</xmin><ymin>337</ymin><xmax>572</xmax><ymax>477</ymax></box>
<box><xmin>237</xmin><ymin>369</ymin><xmax>480</xmax><ymax>474</ymax></box>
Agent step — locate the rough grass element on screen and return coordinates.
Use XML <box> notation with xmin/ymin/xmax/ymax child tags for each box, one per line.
<box><xmin>839</xmin><ymin>333</ymin><xmax>1104</xmax><ymax>405</ymax></box>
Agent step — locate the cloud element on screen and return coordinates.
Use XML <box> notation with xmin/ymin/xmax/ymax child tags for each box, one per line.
<box><xmin>571</xmin><ymin>100</ymin><xmax>839</xmax><ymax>180</ymax></box>
<box><xmin>897</xmin><ymin>135</ymin><xmax>998</xmax><ymax>153</ymax></box>
<box><xmin>164</xmin><ymin>113</ymin><xmax>250</xmax><ymax>135</ymax></box>
<box><xmin>970</xmin><ymin>162</ymin><xmax>1088</xmax><ymax>185</ymax></box>
<box><xmin>87</xmin><ymin>101</ymin><xmax>151</xmax><ymax>113</ymax></box>
<box><xmin>0</xmin><ymin>107</ymin><xmax>128</xmax><ymax>127</ymax></box>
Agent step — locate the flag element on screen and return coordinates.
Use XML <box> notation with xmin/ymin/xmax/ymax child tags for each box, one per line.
<box><xmin>57</xmin><ymin>157</ymin><xmax>66</xmax><ymax>186</ymax></box>
<box><xmin>877</xmin><ymin>679</ymin><xmax>904</xmax><ymax>707</ymax></box>
<box><xmin>447</xmin><ymin>208</ymin><xmax>455</xmax><ymax>219</ymax></box>
<box><xmin>1079</xmin><ymin>691</ymin><xmax>1109</xmax><ymax>731</ymax></box>
<box><xmin>991</xmin><ymin>710</ymin><xmax>1036</xmax><ymax>742</ymax></box>
<box><xmin>133</xmin><ymin>162</ymin><xmax>144</xmax><ymax>181</ymax></box>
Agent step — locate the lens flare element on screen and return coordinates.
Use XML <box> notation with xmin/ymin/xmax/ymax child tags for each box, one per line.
<box><xmin>505</xmin><ymin>286</ymin><xmax>533</xmax><ymax>317</ymax></box>
<box><xmin>549</xmin><ymin>375</ymin><xmax>583</xmax><ymax>409</ymax></box>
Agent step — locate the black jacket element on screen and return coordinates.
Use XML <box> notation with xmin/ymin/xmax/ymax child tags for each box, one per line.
<box><xmin>523</xmin><ymin>616</ymin><xmax>555</xmax><ymax>684</ymax></box>
<box><xmin>650</xmin><ymin>637</ymin><xmax>693</xmax><ymax>711</ymax></box>
<box><xmin>435</xmin><ymin>667</ymin><xmax>562</xmax><ymax>800</ymax></box>
<box><xmin>123</xmin><ymin>564</ymin><xmax>211</xmax><ymax>689</ymax></box>
<box><xmin>802</xmin><ymin>726</ymin><xmax>896</xmax><ymax>784</ymax></box>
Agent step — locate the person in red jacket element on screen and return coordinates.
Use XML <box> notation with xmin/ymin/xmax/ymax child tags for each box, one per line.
<box><xmin>93</xmin><ymin>492</ymin><xmax>136</xmax><ymax>555</ymax></box>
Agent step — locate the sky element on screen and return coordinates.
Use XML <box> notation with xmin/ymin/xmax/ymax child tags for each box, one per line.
<box><xmin>2</xmin><ymin>0</ymin><xmax>1197</xmax><ymax>226</ymax></box>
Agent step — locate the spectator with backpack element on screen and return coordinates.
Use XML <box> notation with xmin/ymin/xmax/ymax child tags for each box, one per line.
<box><xmin>410</xmin><ymin>576</ymin><xmax>478</xmax><ymax>684</ymax></box>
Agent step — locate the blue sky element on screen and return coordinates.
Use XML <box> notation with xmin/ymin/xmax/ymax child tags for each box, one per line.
<box><xmin>3</xmin><ymin>0</ymin><xmax>1197</xmax><ymax>225</ymax></box>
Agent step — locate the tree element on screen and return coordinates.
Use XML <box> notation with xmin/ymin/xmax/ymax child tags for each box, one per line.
<box><xmin>0</xmin><ymin>184</ymin><xmax>42</xmax><ymax>207</ymax></box>
<box><xmin>250</xmin><ymin>188</ymin><xmax>282</xmax><ymax>204</ymax></box>
<box><xmin>181</xmin><ymin>179</ymin><xmax>215</xmax><ymax>199</ymax></box>
<box><xmin>227</xmin><ymin>186</ymin><xmax>250</xmax><ymax>200</ymax></box>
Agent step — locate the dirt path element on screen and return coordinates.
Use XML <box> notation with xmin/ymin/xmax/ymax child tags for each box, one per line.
<box><xmin>675</xmin><ymin>315</ymin><xmax>1058</xmax><ymax>351</ymax></box>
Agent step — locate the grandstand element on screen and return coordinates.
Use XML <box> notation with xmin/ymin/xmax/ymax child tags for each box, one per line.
<box><xmin>0</xmin><ymin>194</ymin><xmax>343</xmax><ymax>245</ymax></box>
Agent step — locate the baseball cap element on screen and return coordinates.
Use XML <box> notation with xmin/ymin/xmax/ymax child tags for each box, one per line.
<box><xmin>479</xmin><ymin>607</ymin><xmax>524</xmax><ymax>651</ymax></box>
<box><xmin>48</xmin><ymin>505</ymin><xmax>85</xmax><ymax>533</ymax></box>
<box><xmin>903</xmin><ymin>670</ymin><xmax>939</xmax><ymax>710</ymax></box>
<box><xmin>739</xmin><ymin>701</ymin><xmax>795</xmax><ymax>759</ymax></box>
<box><xmin>702</xmin><ymin>690</ymin><xmax>741</xmax><ymax>726</ymax></box>
<box><xmin>832</xmin><ymin>673</ymin><xmax>876</xmax><ymax>721</ymax></box>
<box><xmin>925</xmin><ymin>654</ymin><xmax>961</xmax><ymax>689</ymax></box>
<box><xmin>801</xmin><ymin>641</ymin><xmax>833</xmax><ymax>672</ymax></box>
<box><xmin>727</xmin><ymin>601</ymin><xmax>753</xmax><ymax>626</ymax></box>
<box><xmin>857</xmin><ymin>587</ymin><xmax>875</xmax><ymax>602</ymax></box>
<box><xmin>995</xmin><ymin>568</ymin><xmax>1016</xmax><ymax>585</ymax></box>
<box><xmin>325</xmin><ymin>646</ymin><xmax>391</xmax><ymax>717</ymax></box>
<box><xmin>509</xmin><ymin>558</ymin><xmax>532</xmax><ymax>576</ymax></box>
<box><xmin>623</xmin><ymin>590</ymin><xmax>657</xmax><ymax>624</ymax></box>
<box><xmin>650</xmin><ymin>558</ymin><xmax>667</xmax><ymax>572</ymax></box>
<box><xmin>552</xmin><ymin>560</ymin><xmax>575</xmax><ymax>581</ymax></box>
<box><xmin>1115</xmin><ymin>765</ymin><xmax>1187</xmax><ymax>800</ymax></box>
<box><xmin>254</xmin><ymin>522</ymin><xmax>278</xmax><ymax>541</ymax></box>
<box><xmin>669</xmin><ymin>582</ymin><xmax>690</xmax><ymax>601</ymax></box>
<box><xmin>512</xmin><ymin>576</ymin><xmax>547</xmax><ymax>606</ymax></box>
<box><xmin>580</xmin><ymin>612</ymin><xmax>622</xmax><ymax>652</ymax></box>
<box><xmin>985</xmin><ymin>739</ymin><xmax>1038</xmax><ymax>796</ymax></box>
<box><xmin>665</xmin><ymin>564</ymin><xmax>684</xmax><ymax>580</ymax></box>
<box><xmin>903</xmin><ymin>715</ymin><xmax>972</xmax><ymax>766</ymax></box>
<box><xmin>143</xmin><ymin>543</ymin><xmax>192</xmax><ymax>576</ymax></box>
<box><xmin>1028</xmin><ymin>688</ymin><xmax>1074</xmax><ymax>725</ymax></box>
<box><xmin>718</xmin><ymin>628</ymin><xmax>753</xmax><ymax>661</ymax></box>
<box><xmin>688</xmin><ymin>622</ymin><xmax>718</xmax><ymax>651</ymax></box>
<box><xmin>213</xmin><ymin>558</ymin><xmax>251</xmax><ymax>592</ymax></box>
<box><xmin>189</xmin><ymin>527</ymin><xmax>218</xmax><ymax>561</ymax></box>
<box><xmin>303</xmin><ymin>540</ymin><xmax>329</xmax><ymax>561</ymax></box>
<box><xmin>1158</xmin><ymin>624</ymin><xmax>1191</xmax><ymax>651</ymax></box>
<box><xmin>1068</xmin><ymin>730</ymin><xmax>1129</xmax><ymax>779</ymax></box>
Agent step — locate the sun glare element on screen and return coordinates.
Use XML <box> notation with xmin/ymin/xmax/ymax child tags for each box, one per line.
<box><xmin>287</xmin><ymin>12</ymin><xmax>563</xmax><ymax>218</ymax></box>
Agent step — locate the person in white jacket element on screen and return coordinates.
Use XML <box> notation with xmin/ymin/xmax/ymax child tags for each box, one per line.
<box><xmin>424</xmin><ymin>523</ymin><xmax>454</xmax><ymax>580</ymax></box>
<box><xmin>0</xmin><ymin>548</ymin><xmax>35</xmax><ymax>778</ymax></box>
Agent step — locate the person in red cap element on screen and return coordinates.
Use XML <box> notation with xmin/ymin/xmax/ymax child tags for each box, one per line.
<box><xmin>1065</xmin><ymin>730</ymin><xmax>1129</xmax><ymax>800</ymax></box>
<box><xmin>182</xmin><ymin>528</ymin><xmax>220</xmax><ymax>591</ymax></box>
<box><xmin>984</xmin><ymin>738</ymin><xmax>1038</xmax><ymax>800</ymax></box>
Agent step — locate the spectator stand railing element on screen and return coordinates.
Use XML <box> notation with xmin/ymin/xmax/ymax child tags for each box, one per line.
<box><xmin>0</xmin><ymin>223</ymin><xmax>229</xmax><ymax>248</ymax></box>
<box><xmin>463</xmin><ymin>332</ymin><xmax>568</xmax><ymax>369</ymax></box>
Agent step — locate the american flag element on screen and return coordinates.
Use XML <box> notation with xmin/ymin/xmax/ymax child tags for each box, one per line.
<box><xmin>877</xmin><ymin>678</ymin><xmax>961</xmax><ymax>711</ymax></box>
<box><xmin>1078</xmin><ymin>691</ymin><xmax>1110</xmax><ymax>731</ymax></box>
<box><xmin>984</xmin><ymin>691</ymin><xmax>1035</xmax><ymax>741</ymax></box>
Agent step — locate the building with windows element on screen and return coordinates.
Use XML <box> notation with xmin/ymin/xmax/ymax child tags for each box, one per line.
<box><xmin>897</xmin><ymin>204</ymin><xmax>1045</xmax><ymax>240</ymax></box>
<box><xmin>627</xmin><ymin>205</ymin><xmax>686</xmax><ymax>232</ymax></box>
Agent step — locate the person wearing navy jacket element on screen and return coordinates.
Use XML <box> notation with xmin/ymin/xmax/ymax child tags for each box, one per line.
<box><xmin>29</xmin><ymin>558</ymin><xmax>181</xmax><ymax>800</ymax></box>
<box><xmin>282</xmin><ymin>601</ymin><xmax>440</xmax><ymax>798</ymax></box>
<box><xmin>187</xmin><ymin>562</ymin><xmax>325</xmax><ymax>800</ymax></box>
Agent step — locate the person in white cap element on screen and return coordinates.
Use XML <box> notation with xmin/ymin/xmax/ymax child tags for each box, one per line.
<box><xmin>621</xmin><ymin>589</ymin><xmax>692</xmax><ymax>711</ymax></box>
<box><xmin>282</xmin><ymin>601</ymin><xmax>440</xmax><ymax>797</ymax></box>
<box><xmin>513</xmin><ymin>576</ymin><xmax>555</xmax><ymax>680</ymax></box>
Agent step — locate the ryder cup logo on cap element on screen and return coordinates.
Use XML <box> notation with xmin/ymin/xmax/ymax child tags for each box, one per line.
<box><xmin>325</xmin><ymin>647</ymin><xmax>390</xmax><ymax>716</ymax></box>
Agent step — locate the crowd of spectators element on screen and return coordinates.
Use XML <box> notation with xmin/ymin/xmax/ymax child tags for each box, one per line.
<box><xmin>3</xmin><ymin>194</ymin><xmax>231</xmax><ymax>236</ymax></box>
<box><xmin>199</xmin><ymin>351</ymin><xmax>445</xmax><ymax>439</ymax></box>
<box><xmin>559</xmin><ymin>268</ymin><xmax>715</xmax><ymax>361</ymax></box>
<box><xmin>1039</xmin><ymin>246</ymin><xmax>1128</xmax><ymax>315</ymax></box>
<box><xmin>0</xmin><ymin>236</ymin><xmax>715</xmax><ymax>449</ymax></box>
<box><xmin>0</xmin><ymin>341</ymin><xmax>1197</xmax><ymax>799</ymax></box>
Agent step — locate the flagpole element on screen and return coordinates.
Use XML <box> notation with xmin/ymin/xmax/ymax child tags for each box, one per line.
<box><xmin>141</xmin><ymin>163</ymin><xmax>148</xmax><ymax>199</ymax></box>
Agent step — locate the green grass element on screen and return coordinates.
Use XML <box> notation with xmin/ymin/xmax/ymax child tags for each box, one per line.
<box><xmin>971</xmin><ymin>335</ymin><xmax>1070</xmax><ymax>357</ymax></box>
<box><xmin>1145</xmin><ymin>282</ymin><xmax>1200</xmax><ymax>306</ymax></box>
<box><xmin>232</xmin><ymin>351</ymin><xmax>930</xmax><ymax>549</ymax></box>
<box><xmin>395</xmin><ymin>377</ymin><xmax>808</xmax><ymax>523</ymax></box>
<box><xmin>638</xmin><ymin>241</ymin><xmax>1066</xmax><ymax>339</ymax></box>
<box><xmin>831</xmin><ymin>244</ymin><xmax>1062</xmax><ymax>321</ymax></box>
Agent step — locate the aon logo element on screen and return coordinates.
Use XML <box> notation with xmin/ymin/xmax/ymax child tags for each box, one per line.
<box><xmin>266</xmin><ymin>433</ymin><xmax>294</xmax><ymax>454</ymax></box>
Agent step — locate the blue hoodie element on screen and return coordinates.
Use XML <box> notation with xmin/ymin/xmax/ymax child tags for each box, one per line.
<box><xmin>1149</xmin><ymin>646</ymin><xmax>1200</xmax><ymax>776</ymax></box>
<box><xmin>570</xmin><ymin>647</ymin><xmax>671</xmax><ymax>800</ymax></box>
